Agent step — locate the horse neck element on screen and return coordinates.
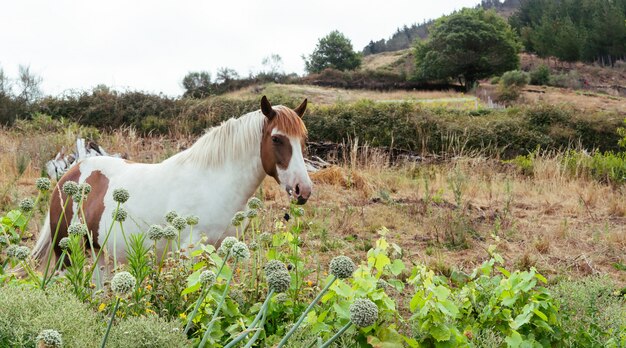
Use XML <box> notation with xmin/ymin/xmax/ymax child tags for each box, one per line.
<box><xmin>162</xmin><ymin>112</ymin><xmax>267</xmax><ymax>202</ymax></box>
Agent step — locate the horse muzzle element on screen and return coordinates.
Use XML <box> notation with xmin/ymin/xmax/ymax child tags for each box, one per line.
<box><xmin>286</xmin><ymin>183</ymin><xmax>312</xmax><ymax>205</ymax></box>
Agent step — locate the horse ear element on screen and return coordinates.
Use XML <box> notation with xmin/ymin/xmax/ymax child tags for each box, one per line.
<box><xmin>294</xmin><ymin>98</ymin><xmax>307</xmax><ymax>118</ymax></box>
<box><xmin>261</xmin><ymin>96</ymin><xmax>276</xmax><ymax>119</ymax></box>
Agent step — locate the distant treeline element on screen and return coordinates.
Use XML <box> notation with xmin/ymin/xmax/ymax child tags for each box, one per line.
<box><xmin>509</xmin><ymin>0</ymin><xmax>626</xmax><ymax>65</ymax></box>
<box><xmin>362</xmin><ymin>0</ymin><xmax>521</xmax><ymax>55</ymax></box>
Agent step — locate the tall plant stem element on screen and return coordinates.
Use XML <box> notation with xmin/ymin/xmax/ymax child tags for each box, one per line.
<box><xmin>198</xmin><ymin>258</ymin><xmax>239</xmax><ymax>348</ymax></box>
<box><xmin>223</xmin><ymin>289</ymin><xmax>274</xmax><ymax>348</ymax></box>
<box><xmin>41</xmin><ymin>196</ymin><xmax>70</xmax><ymax>289</ymax></box>
<box><xmin>278</xmin><ymin>275</ymin><xmax>337</xmax><ymax>348</ymax></box>
<box><xmin>101</xmin><ymin>297</ymin><xmax>121</xmax><ymax>348</ymax></box>
<box><xmin>319</xmin><ymin>322</ymin><xmax>353</xmax><ymax>348</ymax></box>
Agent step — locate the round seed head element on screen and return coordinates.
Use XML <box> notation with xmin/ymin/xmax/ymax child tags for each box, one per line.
<box><xmin>35</xmin><ymin>177</ymin><xmax>51</xmax><ymax>192</ymax></box>
<box><xmin>110</xmin><ymin>271</ymin><xmax>136</xmax><ymax>296</ymax></box>
<box><xmin>58</xmin><ymin>237</ymin><xmax>70</xmax><ymax>250</ymax></box>
<box><xmin>245</xmin><ymin>209</ymin><xmax>258</xmax><ymax>219</ymax></box>
<box><xmin>162</xmin><ymin>225</ymin><xmax>177</xmax><ymax>240</ymax></box>
<box><xmin>62</xmin><ymin>181</ymin><xmax>79</xmax><ymax>196</ymax></box>
<box><xmin>231</xmin><ymin>211</ymin><xmax>245</xmax><ymax>226</ymax></box>
<box><xmin>274</xmin><ymin>293</ymin><xmax>288</xmax><ymax>304</ymax></box>
<box><xmin>5</xmin><ymin>245</ymin><xmax>18</xmax><ymax>258</ymax></box>
<box><xmin>293</xmin><ymin>207</ymin><xmax>305</xmax><ymax>217</ymax></box>
<box><xmin>112</xmin><ymin>188</ymin><xmax>129</xmax><ymax>203</ymax></box>
<box><xmin>247</xmin><ymin>197</ymin><xmax>263</xmax><ymax>209</ymax></box>
<box><xmin>264</xmin><ymin>260</ymin><xmax>287</xmax><ymax>274</ymax></box>
<box><xmin>112</xmin><ymin>207</ymin><xmax>127</xmax><ymax>222</ymax></box>
<box><xmin>229</xmin><ymin>289</ymin><xmax>245</xmax><ymax>308</ymax></box>
<box><xmin>330</xmin><ymin>256</ymin><xmax>356</xmax><ymax>279</ymax></box>
<box><xmin>220</xmin><ymin>236</ymin><xmax>238</xmax><ymax>252</ymax></box>
<box><xmin>67</xmin><ymin>223</ymin><xmax>88</xmax><ymax>237</ymax></box>
<box><xmin>186</xmin><ymin>215</ymin><xmax>199</xmax><ymax>226</ymax></box>
<box><xmin>267</xmin><ymin>269</ymin><xmax>291</xmax><ymax>293</ymax></box>
<box><xmin>349</xmin><ymin>298</ymin><xmax>379</xmax><ymax>328</ymax></box>
<box><xmin>19</xmin><ymin>198</ymin><xmax>34</xmax><ymax>213</ymax></box>
<box><xmin>172</xmin><ymin>216</ymin><xmax>187</xmax><ymax>230</ymax></box>
<box><xmin>147</xmin><ymin>225</ymin><xmax>164</xmax><ymax>241</ymax></box>
<box><xmin>199</xmin><ymin>270</ymin><xmax>216</xmax><ymax>286</ymax></box>
<box><xmin>36</xmin><ymin>329</ymin><xmax>63</xmax><ymax>348</ymax></box>
<box><xmin>231</xmin><ymin>241</ymin><xmax>250</xmax><ymax>260</ymax></box>
<box><xmin>14</xmin><ymin>246</ymin><xmax>30</xmax><ymax>261</ymax></box>
<box><xmin>259</xmin><ymin>232</ymin><xmax>272</xmax><ymax>245</ymax></box>
<box><xmin>164</xmin><ymin>210</ymin><xmax>178</xmax><ymax>223</ymax></box>
<box><xmin>249</xmin><ymin>241</ymin><xmax>258</xmax><ymax>251</ymax></box>
<box><xmin>79</xmin><ymin>183</ymin><xmax>91</xmax><ymax>195</ymax></box>
<box><xmin>376</xmin><ymin>279</ymin><xmax>389</xmax><ymax>290</ymax></box>
<box><xmin>0</xmin><ymin>235</ymin><xmax>8</xmax><ymax>246</ymax></box>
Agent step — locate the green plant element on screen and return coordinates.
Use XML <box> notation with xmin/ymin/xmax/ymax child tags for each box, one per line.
<box><xmin>530</xmin><ymin>65</ymin><xmax>550</xmax><ymax>85</ymax></box>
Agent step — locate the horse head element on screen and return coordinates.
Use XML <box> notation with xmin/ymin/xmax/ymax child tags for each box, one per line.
<box><xmin>259</xmin><ymin>96</ymin><xmax>312</xmax><ymax>204</ymax></box>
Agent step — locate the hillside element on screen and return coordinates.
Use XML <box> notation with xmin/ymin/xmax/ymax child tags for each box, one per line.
<box><xmin>361</xmin><ymin>0</ymin><xmax>521</xmax><ymax>54</ymax></box>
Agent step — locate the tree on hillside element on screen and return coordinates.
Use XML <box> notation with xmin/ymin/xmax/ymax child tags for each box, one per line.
<box><xmin>414</xmin><ymin>9</ymin><xmax>521</xmax><ymax>90</ymax></box>
<box><xmin>182</xmin><ymin>71</ymin><xmax>212</xmax><ymax>99</ymax></box>
<box><xmin>304</xmin><ymin>30</ymin><xmax>362</xmax><ymax>73</ymax></box>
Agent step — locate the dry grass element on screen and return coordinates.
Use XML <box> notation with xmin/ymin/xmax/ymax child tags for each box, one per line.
<box><xmin>223</xmin><ymin>83</ymin><xmax>464</xmax><ymax>105</ymax></box>
<box><xmin>1</xmin><ymin>127</ymin><xmax>625</xmax><ymax>287</ymax></box>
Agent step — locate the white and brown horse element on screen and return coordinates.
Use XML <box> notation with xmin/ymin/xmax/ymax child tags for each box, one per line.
<box><xmin>31</xmin><ymin>96</ymin><xmax>312</xmax><ymax>265</ymax></box>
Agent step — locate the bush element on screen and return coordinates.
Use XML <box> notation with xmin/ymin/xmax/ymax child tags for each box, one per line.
<box><xmin>496</xmin><ymin>70</ymin><xmax>530</xmax><ymax>102</ymax></box>
<box><xmin>0</xmin><ymin>284</ymin><xmax>189</xmax><ymax>348</ymax></box>
<box><xmin>490</xmin><ymin>76</ymin><xmax>500</xmax><ymax>84</ymax></box>
<box><xmin>551</xmin><ymin>276</ymin><xmax>626</xmax><ymax>347</ymax></box>
<box><xmin>500</xmin><ymin>70</ymin><xmax>530</xmax><ymax>87</ymax></box>
<box><xmin>549</xmin><ymin>71</ymin><xmax>582</xmax><ymax>89</ymax></box>
<box><xmin>0</xmin><ymin>284</ymin><xmax>102</xmax><ymax>347</ymax></box>
<box><xmin>530</xmin><ymin>65</ymin><xmax>551</xmax><ymax>85</ymax></box>
<box><xmin>106</xmin><ymin>316</ymin><xmax>190</xmax><ymax>348</ymax></box>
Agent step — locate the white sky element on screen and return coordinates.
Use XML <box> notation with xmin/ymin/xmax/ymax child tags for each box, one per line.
<box><xmin>0</xmin><ymin>0</ymin><xmax>481</xmax><ymax>97</ymax></box>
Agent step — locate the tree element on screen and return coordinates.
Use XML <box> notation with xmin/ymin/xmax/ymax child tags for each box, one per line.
<box><xmin>304</xmin><ymin>30</ymin><xmax>362</xmax><ymax>73</ymax></box>
<box><xmin>182</xmin><ymin>71</ymin><xmax>212</xmax><ymax>99</ymax></box>
<box><xmin>16</xmin><ymin>65</ymin><xmax>42</xmax><ymax>104</ymax></box>
<box><xmin>415</xmin><ymin>9</ymin><xmax>521</xmax><ymax>90</ymax></box>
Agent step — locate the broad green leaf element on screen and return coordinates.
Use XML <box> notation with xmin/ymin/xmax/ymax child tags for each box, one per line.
<box><xmin>532</xmin><ymin>308</ymin><xmax>548</xmax><ymax>321</ymax></box>
<box><xmin>511</xmin><ymin>311</ymin><xmax>532</xmax><ymax>330</ymax></box>
<box><xmin>430</xmin><ymin>323</ymin><xmax>451</xmax><ymax>342</ymax></box>
<box><xmin>333</xmin><ymin>302</ymin><xmax>350</xmax><ymax>319</ymax></box>
<box><xmin>332</xmin><ymin>280</ymin><xmax>352</xmax><ymax>298</ymax></box>
<box><xmin>505</xmin><ymin>331</ymin><xmax>523</xmax><ymax>348</ymax></box>
<box><xmin>497</xmin><ymin>266</ymin><xmax>511</xmax><ymax>277</ymax></box>
<box><xmin>432</xmin><ymin>285</ymin><xmax>451</xmax><ymax>301</ymax></box>
<box><xmin>388</xmin><ymin>259</ymin><xmax>405</xmax><ymax>276</ymax></box>
<box><xmin>436</xmin><ymin>299</ymin><xmax>459</xmax><ymax>318</ymax></box>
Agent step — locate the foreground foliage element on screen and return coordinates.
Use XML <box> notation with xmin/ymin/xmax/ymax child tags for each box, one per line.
<box><xmin>0</xmin><ymin>177</ymin><xmax>624</xmax><ymax>347</ymax></box>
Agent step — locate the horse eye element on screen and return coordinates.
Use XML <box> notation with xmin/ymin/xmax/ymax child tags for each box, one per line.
<box><xmin>272</xmin><ymin>136</ymin><xmax>281</xmax><ymax>144</ymax></box>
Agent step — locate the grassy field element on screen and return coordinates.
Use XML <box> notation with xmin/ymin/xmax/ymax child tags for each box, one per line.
<box><xmin>1</xmin><ymin>85</ymin><xmax>625</xmax><ymax>346</ymax></box>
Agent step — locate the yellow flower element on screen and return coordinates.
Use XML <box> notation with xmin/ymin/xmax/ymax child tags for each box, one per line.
<box><xmin>146</xmin><ymin>308</ymin><xmax>155</xmax><ymax>315</ymax></box>
<box><xmin>98</xmin><ymin>303</ymin><xmax>106</xmax><ymax>312</ymax></box>
<box><xmin>179</xmin><ymin>313</ymin><xmax>187</xmax><ymax>320</ymax></box>
<box><xmin>307</xmin><ymin>280</ymin><xmax>313</xmax><ymax>287</ymax></box>
<box><xmin>145</xmin><ymin>284</ymin><xmax>152</xmax><ymax>291</ymax></box>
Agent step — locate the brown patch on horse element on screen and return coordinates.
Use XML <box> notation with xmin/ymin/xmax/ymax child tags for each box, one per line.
<box><xmin>259</xmin><ymin>97</ymin><xmax>308</xmax><ymax>182</ymax></box>
<box><xmin>83</xmin><ymin>170</ymin><xmax>109</xmax><ymax>250</ymax></box>
<box><xmin>49</xmin><ymin>166</ymin><xmax>80</xmax><ymax>258</ymax></box>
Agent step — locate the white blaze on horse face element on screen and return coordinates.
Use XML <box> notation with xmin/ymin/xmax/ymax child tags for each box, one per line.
<box><xmin>272</xmin><ymin>128</ymin><xmax>312</xmax><ymax>204</ymax></box>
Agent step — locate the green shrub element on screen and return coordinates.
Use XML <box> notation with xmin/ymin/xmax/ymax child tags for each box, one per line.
<box><xmin>0</xmin><ymin>284</ymin><xmax>189</xmax><ymax>348</ymax></box>
<box><xmin>549</xmin><ymin>71</ymin><xmax>582</xmax><ymax>89</ymax></box>
<box><xmin>106</xmin><ymin>316</ymin><xmax>190</xmax><ymax>348</ymax></box>
<box><xmin>0</xmin><ymin>284</ymin><xmax>102</xmax><ymax>347</ymax></box>
<box><xmin>551</xmin><ymin>276</ymin><xmax>626</xmax><ymax>347</ymax></box>
<box><xmin>500</xmin><ymin>70</ymin><xmax>530</xmax><ymax>87</ymax></box>
<box><xmin>562</xmin><ymin>150</ymin><xmax>626</xmax><ymax>184</ymax></box>
<box><xmin>530</xmin><ymin>65</ymin><xmax>551</xmax><ymax>85</ymax></box>
<box><xmin>490</xmin><ymin>76</ymin><xmax>500</xmax><ymax>84</ymax></box>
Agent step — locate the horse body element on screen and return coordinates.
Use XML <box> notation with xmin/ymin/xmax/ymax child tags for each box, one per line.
<box><xmin>31</xmin><ymin>97</ymin><xmax>311</xmax><ymax>265</ymax></box>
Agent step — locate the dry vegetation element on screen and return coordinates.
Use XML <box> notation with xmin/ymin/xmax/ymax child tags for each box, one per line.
<box><xmin>223</xmin><ymin>83</ymin><xmax>464</xmax><ymax>105</ymax></box>
<box><xmin>2</xmin><ymin>127</ymin><xmax>624</xmax><ymax>288</ymax></box>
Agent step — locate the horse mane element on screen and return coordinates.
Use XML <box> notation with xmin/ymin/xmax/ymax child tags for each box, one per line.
<box><xmin>171</xmin><ymin>106</ymin><xmax>306</xmax><ymax>168</ymax></box>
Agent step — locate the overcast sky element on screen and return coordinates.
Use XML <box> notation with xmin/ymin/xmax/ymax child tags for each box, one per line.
<box><xmin>1</xmin><ymin>0</ymin><xmax>481</xmax><ymax>97</ymax></box>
